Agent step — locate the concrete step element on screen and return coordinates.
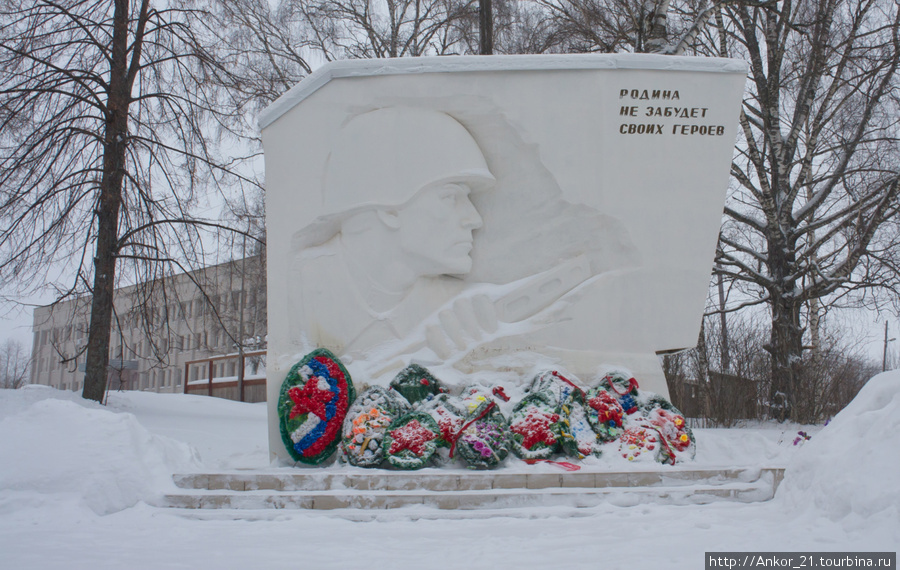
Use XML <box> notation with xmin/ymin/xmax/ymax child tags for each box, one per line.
<box><xmin>161</xmin><ymin>467</ymin><xmax>784</xmax><ymax>512</ymax></box>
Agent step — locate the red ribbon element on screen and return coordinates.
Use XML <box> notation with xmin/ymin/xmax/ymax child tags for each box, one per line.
<box><xmin>605</xmin><ymin>375</ymin><xmax>639</xmax><ymax>396</ymax></box>
<box><xmin>551</xmin><ymin>371</ymin><xmax>585</xmax><ymax>399</ymax></box>
<box><xmin>646</xmin><ymin>425</ymin><xmax>676</xmax><ymax>466</ymax></box>
<box><xmin>523</xmin><ymin>459</ymin><xmax>581</xmax><ymax>471</ymax></box>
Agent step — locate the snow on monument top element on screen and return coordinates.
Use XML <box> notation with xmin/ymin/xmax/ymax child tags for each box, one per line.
<box><xmin>258</xmin><ymin>53</ymin><xmax>748</xmax><ymax>129</ymax></box>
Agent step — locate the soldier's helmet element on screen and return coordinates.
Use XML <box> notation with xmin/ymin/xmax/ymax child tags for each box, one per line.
<box><xmin>321</xmin><ymin>107</ymin><xmax>495</xmax><ymax>218</ymax></box>
<box><xmin>293</xmin><ymin>107</ymin><xmax>495</xmax><ymax>249</ymax></box>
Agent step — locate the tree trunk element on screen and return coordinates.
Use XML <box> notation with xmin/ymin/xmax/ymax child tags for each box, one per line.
<box><xmin>479</xmin><ymin>0</ymin><xmax>493</xmax><ymax>55</ymax></box>
<box><xmin>696</xmin><ymin>318</ymin><xmax>709</xmax><ymax>383</ymax></box>
<box><xmin>643</xmin><ymin>0</ymin><xmax>670</xmax><ymax>53</ymax></box>
<box><xmin>767</xmin><ymin>231</ymin><xmax>804</xmax><ymax>421</ymax></box>
<box><xmin>769</xmin><ymin>295</ymin><xmax>803</xmax><ymax>422</ymax></box>
<box><xmin>717</xmin><ymin>270</ymin><xmax>730</xmax><ymax>372</ymax></box>
<box><xmin>82</xmin><ymin>0</ymin><xmax>131</xmax><ymax>403</ymax></box>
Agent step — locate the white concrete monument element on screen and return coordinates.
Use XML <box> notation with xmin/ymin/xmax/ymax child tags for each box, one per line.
<box><xmin>260</xmin><ymin>54</ymin><xmax>747</xmax><ymax>460</ymax></box>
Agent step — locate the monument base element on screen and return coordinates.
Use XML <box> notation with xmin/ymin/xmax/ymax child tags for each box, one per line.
<box><xmin>164</xmin><ymin>467</ymin><xmax>785</xmax><ymax>513</ymax></box>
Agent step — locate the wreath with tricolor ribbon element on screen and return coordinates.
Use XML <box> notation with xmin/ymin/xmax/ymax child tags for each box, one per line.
<box><xmin>278</xmin><ymin>348</ymin><xmax>356</xmax><ymax>465</ymax></box>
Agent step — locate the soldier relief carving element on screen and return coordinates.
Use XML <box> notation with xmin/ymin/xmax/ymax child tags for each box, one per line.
<box><xmin>262</xmin><ymin>57</ymin><xmax>749</xmax><ymax>460</ymax></box>
<box><xmin>289</xmin><ymin>106</ymin><xmax>640</xmax><ymax>377</ymax></box>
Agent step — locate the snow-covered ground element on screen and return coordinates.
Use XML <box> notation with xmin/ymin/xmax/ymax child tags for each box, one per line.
<box><xmin>1</xmin><ymin>373</ymin><xmax>897</xmax><ymax>569</ymax></box>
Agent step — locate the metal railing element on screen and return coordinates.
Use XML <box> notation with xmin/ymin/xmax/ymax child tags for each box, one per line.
<box><xmin>183</xmin><ymin>349</ymin><xmax>266</xmax><ymax>402</ymax></box>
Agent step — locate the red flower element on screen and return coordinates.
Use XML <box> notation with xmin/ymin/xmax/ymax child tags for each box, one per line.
<box><xmin>435</xmin><ymin>407</ymin><xmax>464</xmax><ymax>443</ymax></box>
<box><xmin>389</xmin><ymin>419</ymin><xmax>437</xmax><ymax>456</ymax></box>
<box><xmin>587</xmin><ymin>391</ymin><xmax>624</xmax><ymax>427</ymax></box>
<box><xmin>287</xmin><ymin>376</ymin><xmax>334</xmax><ymax>420</ymax></box>
<box><xmin>650</xmin><ymin>409</ymin><xmax>691</xmax><ymax>451</ymax></box>
<box><xmin>511</xmin><ymin>408</ymin><xmax>559</xmax><ymax>449</ymax></box>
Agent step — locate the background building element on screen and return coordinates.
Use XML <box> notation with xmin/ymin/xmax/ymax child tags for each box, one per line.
<box><xmin>30</xmin><ymin>256</ymin><xmax>267</xmax><ymax>401</ymax></box>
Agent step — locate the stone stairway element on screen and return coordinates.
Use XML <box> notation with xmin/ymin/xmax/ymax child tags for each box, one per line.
<box><xmin>162</xmin><ymin>466</ymin><xmax>784</xmax><ymax>514</ymax></box>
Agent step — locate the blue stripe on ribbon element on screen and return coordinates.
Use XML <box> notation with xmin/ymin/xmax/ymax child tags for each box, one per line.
<box><xmin>295</xmin><ymin>358</ymin><xmax>341</xmax><ymax>453</ymax></box>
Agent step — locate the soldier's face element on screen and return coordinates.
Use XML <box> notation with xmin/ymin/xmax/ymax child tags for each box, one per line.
<box><xmin>395</xmin><ymin>182</ymin><xmax>483</xmax><ymax>277</ymax></box>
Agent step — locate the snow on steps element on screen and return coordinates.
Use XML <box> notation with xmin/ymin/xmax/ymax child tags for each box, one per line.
<box><xmin>162</xmin><ymin>467</ymin><xmax>784</xmax><ymax>514</ymax></box>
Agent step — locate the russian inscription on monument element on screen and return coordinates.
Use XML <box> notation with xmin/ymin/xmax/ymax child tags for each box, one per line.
<box><xmin>260</xmin><ymin>54</ymin><xmax>747</xmax><ymax>462</ymax></box>
<box><xmin>617</xmin><ymin>88</ymin><xmax>727</xmax><ymax>136</ymax></box>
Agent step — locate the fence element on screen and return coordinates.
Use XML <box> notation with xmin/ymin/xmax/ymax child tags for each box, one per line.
<box><xmin>183</xmin><ymin>350</ymin><xmax>267</xmax><ymax>403</ymax></box>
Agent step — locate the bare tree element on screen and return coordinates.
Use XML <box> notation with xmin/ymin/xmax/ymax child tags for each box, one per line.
<box><xmin>664</xmin><ymin>309</ymin><xmax>875</xmax><ymax>425</ymax></box>
<box><xmin>530</xmin><ymin>0</ymin><xmax>899</xmax><ymax>422</ymax></box>
<box><xmin>447</xmin><ymin>0</ymin><xmax>566</xmax><ymax>54</ymax></box>
<box><xmin>536</xmin><ymin>0</ymin><xmax>656</xmax><ymax>52</ymax></box>
<box><xmin>702</xmin><ymin>0</ymin><xmax>900</xmax><ymax>422</ymax></box>
<box><xmin>664</xmin><ymin>313</ymin><xmax>767</xmax><ymax>426</ymax></box>
<box><xmin>292</xmin><ymin>0</ymin><xmax>474</xmax><ymax>58</ymax></box>
<box><xmin>0</xmin><ymin>0</ymin><xmax>259</xmax><ymax>402</ymax></box>
<box><xmin>189</xmin><ymin>0</ymin><xmax>313</xmax><ymax>117</ymax></box>
<box><xmin>0</xmin><ymin>339</ymin><xmax>29</xmax><ymax>389</ymax></box>
<box><xmin>530</xmin><ymin>0</ymin><xmax>715</xmax><ymax>54</ymax></box>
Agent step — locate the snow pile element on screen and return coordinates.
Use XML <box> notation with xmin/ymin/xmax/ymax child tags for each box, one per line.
<box><xmin>0</xmin><ymin>385</ymin><xmax>199</xmax><ymax>515</ymax></box>
<box><xmin>104</xmin><ymin>390</ymin><xmax>268</xmax><ymax>470</ymax></box>
<box><xmin>778</xmin><ymin>370</ymin><xmax>900</xmax><ymax>522</ymax></box>
<box><xmin>0</xmin><ymin>382</ymin><xmax>896</xmax><ymax>569</ymax></box>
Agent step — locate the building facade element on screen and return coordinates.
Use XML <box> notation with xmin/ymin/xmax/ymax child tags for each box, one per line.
<box><xmin>30</xmin><ymin>256</ymin><xmax>266</xmax><ymax>399</ymax></box>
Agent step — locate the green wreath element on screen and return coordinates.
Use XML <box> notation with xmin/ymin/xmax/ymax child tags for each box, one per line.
<box><xmin>415</xmin><ymin>393</ymin><xmax>465</xmax><ymax>448</ymax></box>
<box><xmin>558</xmin><ymin>391</ymin><xmax>603</xmax><ymax>459</ymax></box>
<box><xmin>277</xmin><ymin>348</ymin><xmax>355</xmax><ymax>465</ymax></box>
<box><xmin>389</xmin><ymin>363</ymin><xmax>446</xmax><ymax>405</ymax></box>
<box><xmin>382</xmin><ymin>411</ymin><xmax>441</xmax><ymax>470</ymax></box>
<box><xmin>641</xmin><ymin>396</ymin><xmax>696</xmax><ymax>463</ymax></box>
<box><xmin>509</xmin><ymin>393</ymin><xmax>562</xmax><ymax>460</ymax></box>
<box><xmin>584</xmin><ymin>386</ymin><xmax>626</xmax><ymax>442</ymax></box>
<box><xmin>341</xmin><ymin>386</ymin><xmax>408</xmax><ymax>468</ymax></box>
<box><xmin>454</xmin><ymin>403</ymin><xmax>510</xmax><ymax>469</ymax></box>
